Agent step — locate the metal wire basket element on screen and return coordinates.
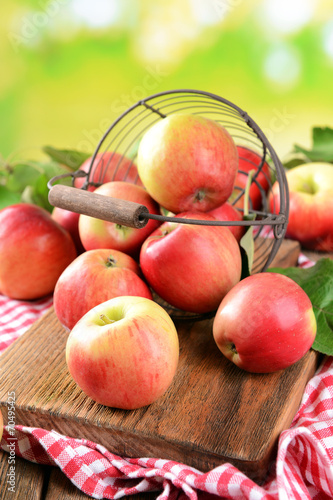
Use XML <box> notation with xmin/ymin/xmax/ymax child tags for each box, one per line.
<box><xmin>48</xmin><ymin>89</ymin><xmax>289</xmax><ymax>318</ymax></box>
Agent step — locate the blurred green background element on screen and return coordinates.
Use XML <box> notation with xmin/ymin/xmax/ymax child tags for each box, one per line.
<box><xmin>1</xmin><ymin>0</ymin><xmax>333</xmax><ymax>165</ymax></box>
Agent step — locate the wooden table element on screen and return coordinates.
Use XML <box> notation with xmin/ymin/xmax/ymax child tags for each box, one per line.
<box><xmin>1</xmin><ymin>247</ymin><xmax>331</xmax><ymax>500</ymax></box>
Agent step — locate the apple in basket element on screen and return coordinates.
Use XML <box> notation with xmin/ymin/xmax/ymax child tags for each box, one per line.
<box><xmin>269</xmin><ymin>162</ymin><xmax>333</xmax><ymax>252</ymax></box>
<box><xmin>78</xmin><ymin>181</ymin><xmax>161</xmax><ymax>257</ymax></box>
<box><xmin>230</xmin><ymin>146</ymin><xmax>271</xmax><ymax>212</ymax></box>
<box><xmin>213</xmin><ymin>272</ymin><xmax>317</xmax><ymax>373</ymax></box>
<box><xmin>140</xmin><ymin>212</ymin><xmax>242</xmax><ymax>314</ymax></box>
<box><xmin>0</xmin><ymin>203</ymin><xmax>77</xmax><ymax>300</ymax></box>
<box><xmin>52</xmin><ymin>206</ymin><xmax>85</xmax><ymax>254</ymax></box>
<box><xmin>74</xmin><ymin>151</ymin><xmax>142</xmax><ymax>190</ymax></box>
<box><xmin>137</xmin><ymin>113</ymin><xmax>239</xmax><ymax>214</ymax></box>
<box><xmin>207</xmin><ymin>201</ymin><xmax>245</xmax><ymax>242</ymax></box>
<box><xmin>66</xmin><ymin>296</ymin><xmax>179</xmax><ymax>409</ymax></box>
<box><xmin>54</xmin><ymin>248</ymin><xmax>152</xmax><ymax>331</ymax></box>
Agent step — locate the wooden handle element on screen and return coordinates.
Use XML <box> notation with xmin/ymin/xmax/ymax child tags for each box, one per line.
<box><xmin>48</xmin><ymin>184</ymin><xmax>149</xmax><ymax>229</ymax></box>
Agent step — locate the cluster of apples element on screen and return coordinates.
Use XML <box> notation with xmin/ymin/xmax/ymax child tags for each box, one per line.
<box><xmin>0</xmin><ymin>113</ymin><xmax>318</xmax><ymax>412</ymax></box>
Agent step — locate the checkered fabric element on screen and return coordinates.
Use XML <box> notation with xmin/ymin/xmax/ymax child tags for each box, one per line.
<box><xmin>2</xmin><ymin>252</ymin><xmax>333</xmax><ymax>499</ymax></box>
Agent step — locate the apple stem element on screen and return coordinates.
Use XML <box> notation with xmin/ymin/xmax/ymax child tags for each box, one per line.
<box><xmin>243</xmin><ymin>169</ymin><xmax>255</xmax><ymax>217</ymax></box>
<box><xmin>100</xmin><ymin>314</ymin><xmax>115</xmax><ymax>325</ymax></box>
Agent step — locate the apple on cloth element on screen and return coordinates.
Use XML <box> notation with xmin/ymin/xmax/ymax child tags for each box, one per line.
<box><xmin>137</xmin><ymin>113</ymin><xmax>239</xmax><ymax>214</ymax></box>
<box><xmin>0</xmin><ymin>203</ymin><xmax>77</xmax><ymax>300</ymax></box>
<box><xmin>54</xmin><ymin>248</ymin><xmax>152</xmax><ymax>331</ymax></box>
<box><xmin>78</xmin><ymin>181</ymin><xmax>161</xmax><ymax>257</ymax></box>
<box><xmin>66</xmin><ymin>296</ymin><xmax>179</xmax><ymax>410</ymax></box>
<box><xmin>213</xmin><ymin>272</ymin><xmax>317</xmax><ymax>373</ymax></box>
<box><xmin>269</xmin><ymin>162</ymin><xmax>333</xmax><ymax>251</ymax></box>
<box><xmin>140</xmin><ymin>212</ymin><xmax>242</xmax><ymax>314</ymax></box>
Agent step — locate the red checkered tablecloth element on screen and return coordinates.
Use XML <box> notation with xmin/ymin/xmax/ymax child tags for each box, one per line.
<box><xmin>1</xmin><ymin>254</ymin><xmax>333</xmax><ymax>500</ymax></box>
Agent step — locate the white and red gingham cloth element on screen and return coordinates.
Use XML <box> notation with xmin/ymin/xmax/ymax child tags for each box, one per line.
<box><xmin>1</xmin><ymin>253</ymin><xmax>333</xmax><ymax>500</ymax></box>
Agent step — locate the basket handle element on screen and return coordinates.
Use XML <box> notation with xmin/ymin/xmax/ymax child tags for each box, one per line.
<box><xmin>48</xmin><ymin>184</ymin><xmax>149</xmax><ymax>229</ymax></box>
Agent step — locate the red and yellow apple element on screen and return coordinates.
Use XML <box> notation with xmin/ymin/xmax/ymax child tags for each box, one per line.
<box><xmin>75</xmin><ymin>151</ymin><xmax>142</xmax><ymax>190</ymax></box>
<box><xmin>208</xmin><ymin>201</ymin><xmax>245</xmax><ymax>241</ymax></box>
<box><xmin>66</xmin><ymin>296</ymin><xmax>179</xmax><ymax>409</ymax></box>
<box><xmin>54</xmin><ymin>248</ymin><xmax>152</xmax><ymax>331</ymax></box>
<box><xmin>52</xmin><ymin>206</ymin><xmax>85</xmax><ymax>254</ymax></box>
<box><xmin>140</xmin><ymin>212</ymin><xmax>242</xmax><ymax>314</ymax></box>
<box><xmin>269</xmin><ymin>162</ymin><xmax>333</xmax><ymax>251</ymax></box>
<box><xmin>78</xmin><ymin>181</ymin><xmax>161</xmax><ymax>257</ymax></box>
<box><xmin>0</xmin><ymin>203</ymin><xmax>77</xmax><ymax>300</ymax></box>
<box><xmin>213</xmin><ymin>272</ymin><xmax>316</xmax><ymax>373</ymax></box>
<box><xmin>231</xmin><ymin>146</ymin><xmax>271</xmax><ymax>211</ymax></box>
<box><xmin>137</xmin><ymin>114</ymin><xmax>239</xmax><ymax>214</ymax></box>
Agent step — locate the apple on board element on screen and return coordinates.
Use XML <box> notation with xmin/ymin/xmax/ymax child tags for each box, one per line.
<box><xmin>54</xmin><ymin>248</ymin><xmax>152</xmax><ymax>331</ymax></box>
<box><xmin>137</xmin><ymin>113</ymin><xmax>239</xmax><ymax>214</ymax></box>
<box><xmin>78</xmin><ymin>181</ymin><xmax>161</xmax><ymax>257</ymax></box>
<box><xmin>0</xmin><ymin>203</ymin><xmax>77</xmax><ymax>300</ymax></box>
<box><xmin>213</xmin><ymin>272</ymin><xmax>316</xmax><ymax>373</ymax></box>
<box><xmin>66</xmin><ymin>296</ymin><xmax>179</xmax><ymax>409</ymax></box>
<box><xmin>230</xmin><ymin>146</ymin><xmax>271</xmax><ymax>212</ymax></box>
<box><xmin>208</xmin><ymin>201</ymin><xmax>245</xmax><ymax>242</ymax></box>
<box><xmin>140</xmin><ymin>212</ymin><xmax>242</xmax><ymax>314</ymax></box>
<box><xmin>75</xmin><ymin>151</ymin><xmax>142</xmax><ymax>190</ymax></box>
<box><xmin>52</xmin><ymin>206</ymin><xmax>85</xmax><ymax>254</ymax></box>
<box><xmin>269</xmin><ymin>162</ymin><xmax>333</xmax><ymax>252</ymax></box>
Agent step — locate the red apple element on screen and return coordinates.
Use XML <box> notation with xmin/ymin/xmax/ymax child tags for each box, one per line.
<box><xmin>213</xmin><ymin>272</ymin><xmax>316</xmax><ymax>373</ymax></box>
<box><xmin>269</xmin><ymin>162</ymin><xmax>333</xmax><ymax>252</ymax></box>
<box><xmin>75</xmin><ymin>151</ymin><xmax>142</xmax><ymax>190</ymax></box>
<box><xmin>208</xmin><ymin>201</ymin><xmax>245</xmax><ymax>241</ymax></box>
<box><xmin>140</xmin><ymin>212</ymin><xmax>242</xmax><ymax>314</ymax></box>
<box><xmin>54</xmin><ymin>248</ymin><xmax>152</xmax><ymax>331</ymax></box>
<box><xmin>137</xmin><ymin>114</ymin><xmax>239</xmax><ymax>214</ymax></box>
<box><xmin>66</xmin><ymin>296</ymin><xmax>179</xmax><ymax>409</ymax></box>
<box><xmin>52</xmin><ymin>206</ymin><xmax>85</xmax><ymax>254</ymax></box>
<box><xmin>231</xmin><ymin>146</ymin><xmax>271</xmax><ymax>212</ymax></box>
<box><xmin>78</xmin><ymin>181</ymin><xmax>161</xmax><ymax>257</ymax></box>
<box><xmin>0</xmin><ymin>203</ymin><xmax>77</xmax><ymax>300</ymax></box>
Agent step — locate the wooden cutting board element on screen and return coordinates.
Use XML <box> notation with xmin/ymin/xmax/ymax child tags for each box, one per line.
<box><xmin>0</xmin><ymin>238</ymin><xmax>319</xmax><ymax>483</ymax></box>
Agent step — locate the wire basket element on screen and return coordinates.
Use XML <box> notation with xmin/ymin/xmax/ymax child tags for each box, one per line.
<box><xmin>48</xmin><ymin>89</ymin><xmax>289</xmax><ymax>319</ymax></box>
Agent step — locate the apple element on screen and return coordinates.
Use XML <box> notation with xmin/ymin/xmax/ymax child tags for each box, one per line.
<box><xmin>140</xmin><ymin>212</ymin><xmax>242</xmax><ymax>314</ymax></box>
<box><xmin>213</xmin><ymin>272</ymin><xmax>316</xmax><ymax>373</ymax></box>
<box><xmin>230</xmin><ymin>146</ymin><xmax>271</xmax><ymax>212</ymax></box>
<box><xmin>54</xmin><ymin>248</ymin><xmax>152</xmax><ymax>331</ymax></box>
<box><xmin>137</xmin><ymin>114</ymin><xmax>239</xmax><ymax>214</ymax></box>
<box><xmin>208</xmin><ymin>201</ymin><xmax>245</xmax><ymax>241</ymax></box>
<box><xmin>269</xmin><ymin>162</ymin><xmax>333</xmax><ymax>252</ymax></box>
<box><xmin>78</xmin><ymin>181</ymin><xmax>161</xmax><ymax>257</ymax></box>
<box><xmin>75</xmin><ymin>151</ymin><xmax>142</xmax><ymax>190</ymax></box>
<box><xmin>0</xmin><ymin>203</ymin><xmax>77</xmax><ymax>300</ymax></box>
<box><xmin>66</xmin><ymin>296</ymin><xmax>179</xmax><ymax>409</ymax></box>
<box><xmin>52</xmin><ymin>206</ymin><xmax>85</xmax><ymax>254</ymax></box>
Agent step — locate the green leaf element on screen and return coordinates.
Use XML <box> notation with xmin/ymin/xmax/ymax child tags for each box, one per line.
<box><xmin>42</xmin><ymin>146</ymin><xmax>91</xmax><ymax>170</ymax></box>
<box><xmin>0</xmin><ymin>186</ymin><xmax>21</xmax><ymax>210</ymax></box>
<box><xmin>21</xmin><ymin>174</ymin><xmax>53</xmax><ymax>212</ymax></box>
<box><xmin>268</xmin><ymin>259</ymin><xmax>333</xmax><ymax>355</ymax></box>
<box><xmin>240</xmin><ymin>225</ymin><xmax>254</xmax><ymax>280</ymax></box>
<box><xmin>294</xmin><ymin>127</ymin><xmax>333</xmax><ymax>163</ymax></box>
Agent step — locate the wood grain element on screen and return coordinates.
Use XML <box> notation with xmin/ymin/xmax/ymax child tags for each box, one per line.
<box><xmin>0</xmin><ymin>449</ymin><xmax>46</xmax><ymax>500</ymax></box>
<box><xmin>0</xmin><ymin>306</ymin><xmax>318</xmax><ymax>484</ymax></box>
<box><xmin>48</xmin><ymin>184</ymin><xmax>149</xmax><ymax>228</ymax></box>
